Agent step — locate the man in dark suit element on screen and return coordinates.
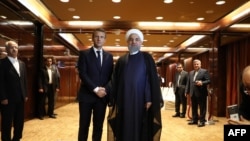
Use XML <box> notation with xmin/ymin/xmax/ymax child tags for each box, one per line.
<box><xmin>185</xmin><ymin>59</ymin><xmax>211</xmax><ymax>127</ymax></box>
<box><xmin>38</xmin><ymin>57</ymin><xmax>60</xmax><ymax>119</ymax></box>
<box><xmin>77</xmin><ymin>28</ymin><xmax>113</xmax><ymax>141</ymax></box>
<box><xmin>0</xmin><ymin>40</ymin><xmax>28</xmax><ymax>141</ymax></box>
<box><xmin>172</xmin><ymin>63</ymin><xmax>188</xmax><ymax>118</ymax></box>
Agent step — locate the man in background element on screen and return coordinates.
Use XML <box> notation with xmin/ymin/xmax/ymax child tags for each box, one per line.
<box><xmin>172</xmin><ymin>63</ymin><xmax>188</xmax><ymax>118</ymax></box>
<box><xmin>185</xmin><ymin>59</ymin><xmax>211</xmax><ymax>127</ymax></box>
<box><xmin>38</xmin><ymin>57</ymin><xmax>60</xmax><ymax>119</ymax></box>
<box><xmin>0</xmin><ymin>40</ymin><xmax>28</xmax><ymax>141</ymax></box>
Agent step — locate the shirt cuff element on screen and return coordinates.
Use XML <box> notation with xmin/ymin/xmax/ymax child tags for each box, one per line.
<box><xmin>93</xmin><ymin>87</ymin><xmax>99</xmax><ymax>93</ymax></box>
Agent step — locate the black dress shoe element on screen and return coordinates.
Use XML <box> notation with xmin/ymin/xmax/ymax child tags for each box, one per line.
<box><xmin>188</xmin><ymin>121</ymin><xmax>198</xmax><ymax>125</ymax></box>
<box><xmin>38</xmin><ymin>116</ymin><xmax>44</xmax><ymax>120</ymax></box>
<box><xmin>49</xmin><ymin>115</ymin><xmax>56</xmax><ymax>119</ymax></box>
<box><xmin>180</xmin><ymin>114</ymin><xmax>185</xmax><ymax>118</ymax></box>
<box><xmin>172</xmin><ymin>113</ymin><xmax>180</xmax><ymax>117</ymax></box>
<box><xmin>198</xmin><ymin>122</ymin><xmax>205</xmax><ymax>127</ymax></box>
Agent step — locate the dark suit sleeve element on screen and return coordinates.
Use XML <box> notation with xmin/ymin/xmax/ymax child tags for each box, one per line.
<box><xmin>201</xmin><ymin>69</ymin><xmax>211</xmax><ymax>85</ymax></box>
<box><xmin>77</xmin><ymin>51</ymin><xmax>98</xmax><ymax>91</ymax></box>
<box><xmin>20</xmin><ymin>61</ymin><xmax>28</xmax><ymax>98</ymax></box>
<box><xmin>185</xmin><ymin>72</ymin><xmax>191</xmax><ymax>94</ymax></box>
<box><xmin>0</xmin><ymin>59</ymin><xmax>6</xmax><ymax>100</ymax></box>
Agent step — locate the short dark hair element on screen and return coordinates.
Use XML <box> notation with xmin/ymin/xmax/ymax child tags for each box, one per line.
<box><xmin>92</xmin><ymin>28</ymin><xmax>106</xmax><ymax>38</ymax></box>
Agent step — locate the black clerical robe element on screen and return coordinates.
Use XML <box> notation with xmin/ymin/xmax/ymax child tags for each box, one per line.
<box><xmin>108</xmin><ymin>51</ymin><xmax>163</xmax><ymax>141</ymax></box>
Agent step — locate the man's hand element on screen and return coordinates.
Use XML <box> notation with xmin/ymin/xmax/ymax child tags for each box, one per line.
<box><xmin>1</xmin><ymin>99</ymin><xmax>8</xmax><ymax>105</ymax></box>
<box><xmin>145</xmin><ymin>102</ymin><xmax>152</xmax><ymax>111</ymax></box>
<box><xmin>38</xmin><ymin>89</ymin><xmax>44</xmax><ymax>93</ymax></box>
<box><xmin>96</xmin><ymin>87</ymin><xmax>107</xmax><ymax>98</ymax></box>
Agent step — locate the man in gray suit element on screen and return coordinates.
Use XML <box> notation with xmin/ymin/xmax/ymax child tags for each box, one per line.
<box><xmin>172</xmin><ymin>63</ymin><xmax>188</xmax><ymax>118</ymax></box>
<box><xmin>185</xmin><ymin>59</ymin><xmax>211</xmax><ymax>127</ymax></box>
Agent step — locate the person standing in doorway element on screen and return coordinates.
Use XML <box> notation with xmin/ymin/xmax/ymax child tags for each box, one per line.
<box><xmin>185</xmin><ymin>59</ymin><xmax>211</xmax><ymax>127</ymax></box>
<box><xmin>108</xmin><ymin>29</ymin><xmax>163</xmax><ymax>141</ymax></box>
<box><xmin>0</xmin><ymin>40</ymin><xmax>28</xmax><ymax>141</ymax></box>
<box><xmin>38</xmin><ymin>57</ymin><xmax>60</xmax><ymax>119</ymax></box>
<box><xmin>172</xmin><ymin>63</ymin><xmax>188</xmax><ymax>118</ymax></box>
<box><xmin>77</xmin><ymin>28</ymin><xmax>113</xmax><ymax>141</ymax></box>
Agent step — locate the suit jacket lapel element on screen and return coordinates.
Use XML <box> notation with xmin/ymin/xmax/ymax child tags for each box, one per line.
<box><xmin>7</xmin><ymin>58</ymin><xmax>20</xmax><ymax>77</ymax></box>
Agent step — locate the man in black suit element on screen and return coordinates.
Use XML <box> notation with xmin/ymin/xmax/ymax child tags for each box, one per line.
<box><xmin>0</xmin><ymin>40</ymin><xmax>28</xmax><ymax>141</ymax></box>
<box><xmin>38</xmin><ymin>57</ymin><xmax>60</xmax><ymax>119</ymax></box>
<box><xmin>172</xmin><ymin>63</ymin><xmax>188</xmax><ymax>118</ymax></box>
<box><xmin>77</xmin><ymin>28</ymin><xmax>113</xmax><ymax>141</ymax></box>
<box><xmin>185</xmin><ymin>59</ymin><xmax>211</xmax><ymax>127</ymax></box>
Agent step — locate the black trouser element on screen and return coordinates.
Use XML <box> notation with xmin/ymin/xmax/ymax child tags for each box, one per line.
<box><xmin>38</xmin><ymin>84</ymin><xmax>55</xmax><ymax>116</ymax></box>
<box><xmin>1</xmin><ymin>101</ymin><xmax>24</xmax><ymax>141</ymax></box>
<box><xmin>78</xmin><ymin>100</ymin><xmax>107</xmax><ymax>141</ymax></box>
<box><xmin>191</xmin><ymin>95</ymin><xmax>207</xmax><ymax>122</ymax></box>
<box><xmin>175</xmin><ymin>87</ymin><xmax>187</xmax><ymax>115</ymax></box>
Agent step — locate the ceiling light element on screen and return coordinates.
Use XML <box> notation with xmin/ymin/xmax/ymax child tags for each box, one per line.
<box><xmin>232</xmin><ymin>8</ymin><xmax>250</xmax><ymax>21</ymax></box>
<box><xmin>196</xmin><ymin>17</ymin><xmax>204</xmax><ymax>21</ymax></box>
<box><xmin>45</xmin><ymin>38</ymin><xmax>52</xmax><ymax>41</ymax></box>
<box><xmin>68</xmin><ymin>8</ymin><xmax>76</xmax><ymax>12</ymax></box>
<box><xmin>139</xmin><ymin>22</ymin><xmax>200</xmax><ymax>27</ymax></box>
<box><xmin>180</xmin><ymin>35</ymin><xmax>205</xmax><ymax>48</ymax></box>
<box><xmin>8</xmin><ymin>21</ymin><xmax>33</xmax><ymax>26</ymax></box>
<box><xmin>163</xmin><ymin>0</ymin><xmax>173</xmax><ymax>4</ymax></box>
<box><xmin>68</xmin><ymin>21</ymin><xmax>103</xmax><ymax>26</ymax></box>
<box><xmin>60</xmin><ymin>0</ymin><xmax>70</xmax><ymax>3</ymax></box>
<box><xmin>72</xmin><ymin>16</ymin><xmax>80</xmax><ymax>19</ymax></box>
<box><xmin>138</xmin><ymin>22</ymin><xmax>201</xmax><ymax>30</ymax></box>
<box><xmin>113</xmin><ymin>16</ymin><xmax>121</xmax><ymax>19</ymax></box>
<box><xmin>156</xmin><ymin>16</ymin><xmax>163</xmax><ymax>20</ymax></box>
<box><xmin>139</xmin><ymin>22</ymin><xmax>173</xmax><ymax>27</ymax></box>
<box><xmin>206</xmin><ymin>10</ymin><xmax>214</xmax><ymax>14</ymax></box>
<box><xmin>216</xmin><ymin>1</ymin><xmax>225</xmax><ymax>5</ymax></box>
<box><xmin>0</xmin><ymin>15</ymin><xmax>7</xmax><ymax>19</ymax></box>
<box><xmin>230</xmin><ymin>24</ymin><xmax>250</xmax><ymax>28</ymax></box>
<box><xmin>112</xmin><ymin>0</ymin><xmax>121</xmax><ymax>3</ymax></box>
<box><xmin>58</xmin><ymin>33</ymin><xmax>80</xmax><ymax>50</ymax></box>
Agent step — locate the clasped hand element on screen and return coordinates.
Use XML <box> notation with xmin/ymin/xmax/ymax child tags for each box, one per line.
<box><xmin>96</xmin><ymin>87</ymin><xmax>107</xmax><ymax>98</ymax></box>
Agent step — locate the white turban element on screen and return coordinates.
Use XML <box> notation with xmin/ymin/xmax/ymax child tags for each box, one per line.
<box><xmin>125</xmin><ymin>29</ymin><xmax>144</xmax><ymax>42</ymax></box>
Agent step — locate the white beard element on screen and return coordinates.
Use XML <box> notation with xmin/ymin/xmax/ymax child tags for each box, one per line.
<box><xmin>128</xmin><ymin>45</ymin><xmax>141</xmax><ymax>54</ymax></box>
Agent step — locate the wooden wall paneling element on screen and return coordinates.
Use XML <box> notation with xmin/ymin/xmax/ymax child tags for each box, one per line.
<box><xmin>57</xmin><ymin>66</ymin><xmax>79</xmax><ymax>106</ymax></box>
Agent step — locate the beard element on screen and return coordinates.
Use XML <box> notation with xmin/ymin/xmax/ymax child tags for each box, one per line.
<box><xmin>128</xmin><ymin>45</ymin><xmax>141</xmax><ymax>54</ymax></box>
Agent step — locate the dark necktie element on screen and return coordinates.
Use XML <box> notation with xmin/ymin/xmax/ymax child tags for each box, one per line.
<box><xmin>96</xmin><ymin>51</ymin><xmax>101</xmax><ymax>67</ymax></box>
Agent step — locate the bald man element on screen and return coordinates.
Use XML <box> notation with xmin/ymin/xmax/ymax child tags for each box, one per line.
<box><xmin>228</xmin><ymin>66</ymin><xmax>250</xmax><ymax>125</ymax></box>
<box><xmin>0</xmin><ymin>41</ymin><xmax>28</xmax><ymax>141</ymax></box>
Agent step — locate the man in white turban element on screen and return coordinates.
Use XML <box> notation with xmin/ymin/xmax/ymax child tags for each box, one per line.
<box><xmin>125</xmin><ymin>28</ymin><xmax>144</xmax><ymax>42</ymax></box>
<box><xmin>108</xmin><ymin>28</ymin><xmax>163</xmax><ymax>141</ymax></box>
<box><xmin>125</xmin><ymin>28</ymin><xmax>144</xmax><ymax>54</ymax></box>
